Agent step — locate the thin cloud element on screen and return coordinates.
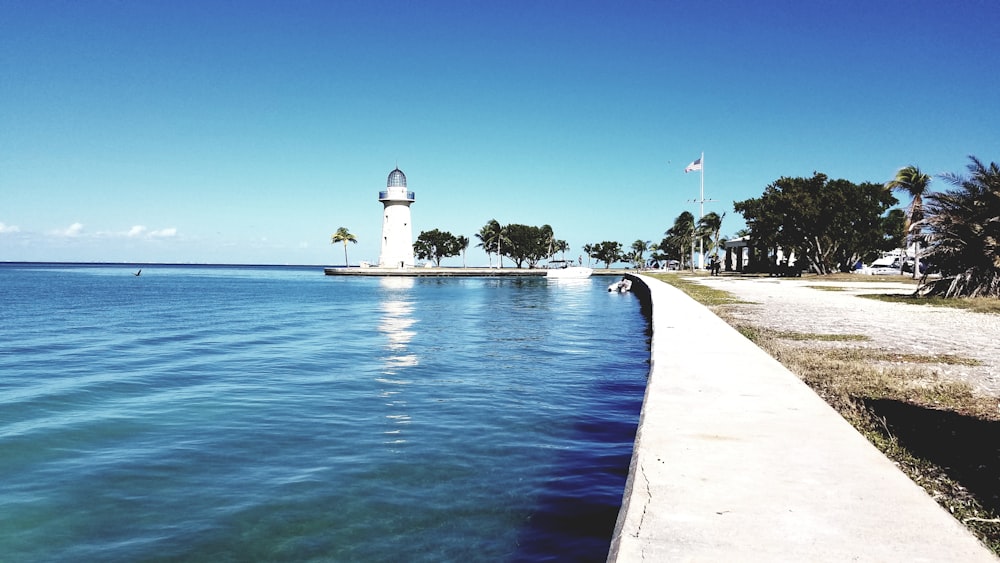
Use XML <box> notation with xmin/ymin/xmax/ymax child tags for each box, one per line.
<box><xmin>52</xmin><ymin>222</ymin><xmax>84</xmax><ymax>237</ymax></box>
<box><xmin>149</xmin><ymin>228</ymin><xmax>177</xmax><ymax>238</ymax></box>
<box><xmin>0</xmin><ymin>222</ymin><xmax>21</xmax><ymax>234</ymax></box>
<box><xmin>85</xmin><ymin>225</ymin><xmax>178</xmax><ymax>238</ymax></box>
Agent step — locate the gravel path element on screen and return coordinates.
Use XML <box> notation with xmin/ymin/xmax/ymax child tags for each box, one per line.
<box><xmin>692</xmin><ymin>275</ymin><xmax>1000</xmax><ymax>398</ymax></box>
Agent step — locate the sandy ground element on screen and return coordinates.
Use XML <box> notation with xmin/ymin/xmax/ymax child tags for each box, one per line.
<box><xmin>691</xmin><ymin>275</ymin><xmax>1000</xmax><ymax>399</ymax></box>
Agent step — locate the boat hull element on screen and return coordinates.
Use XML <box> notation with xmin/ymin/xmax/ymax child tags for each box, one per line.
<box><xmin>546</xmin><ymin>267</ymin><xmax>593</xmax><ymax>279</ymax></box>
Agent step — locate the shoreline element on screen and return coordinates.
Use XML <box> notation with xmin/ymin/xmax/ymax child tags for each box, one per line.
<box><xmin>323</xmin><ymin>266</ymin><xmax>631</xmax><ymax>277</ymax></box>
<box><xmin>0</xmin><ymin>262</ymin><xmax>638</xmax><ymax>278</ymax></box>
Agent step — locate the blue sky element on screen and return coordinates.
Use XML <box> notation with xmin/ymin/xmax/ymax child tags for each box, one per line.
<box><xmin>2</xmin><ymin>0</ymin><xmax>998</xmax><ymax>266</ymax></box>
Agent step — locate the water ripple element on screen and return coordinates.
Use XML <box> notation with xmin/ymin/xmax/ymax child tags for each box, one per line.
<box><xmin>0</xmin><ymin>265</ymin><xmax>647</xmax><ymax>562</ymax></box>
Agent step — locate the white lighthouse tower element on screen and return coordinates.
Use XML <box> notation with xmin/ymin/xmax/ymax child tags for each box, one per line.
<box><xmin>378</xmin><ymin>167</ymin><xmax>415</xmax><ymax>268</ymax></box>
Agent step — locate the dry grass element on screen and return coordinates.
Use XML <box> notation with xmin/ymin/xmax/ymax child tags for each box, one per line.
<box><xmin>721</xmin><ymin>270</ymin><xmax>921</xmax><ymax>284</ymax></box>
<box><xmin>806</xmin><ymin>285</ymin><xmax>847</xmax><ymax>291</ymax></box>
<box><xmin>861</xmin><ymin>293</ymin><xmax>1000</xmax><ymax>315</ymax></box>
<box><xmin>804</xmin><ymin>272</ymin><xmax>920</xmax><ymax>284</ymax></box>
<box><xmin>715</xmin><ymin>314</ymin><xmax>995</xmax><ymax>419</ymax></box>
<box><xmin>645</xmin><ymin>272</ymin><xmax>748</xmax><ymax>307</ymax></box>
<box><xmin>768</xmin><ymin>330</ymin><xmax>870</xmax><ymax>342</ymax></box>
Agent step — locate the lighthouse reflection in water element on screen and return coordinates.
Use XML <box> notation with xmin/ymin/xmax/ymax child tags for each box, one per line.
<box><xmin>377</xmin><ymin>276</ymin><xmax>418</xmax><ymax>447</ymax></box>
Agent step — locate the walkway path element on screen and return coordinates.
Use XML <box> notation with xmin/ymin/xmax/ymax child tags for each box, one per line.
<box><xmin>608</xmin><ymin>274</ymin><xmax>996</xmax><ymax>562</ymax></box>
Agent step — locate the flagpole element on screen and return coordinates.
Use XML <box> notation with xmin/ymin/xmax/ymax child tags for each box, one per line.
<box><xmin>699</xmin><ymin>152</ymin><xmax>704</xmax><ymax>269</ymax></box>
<box><xmin>685</xmin><ymin>152</ymin><xmax>713</xmax><ymax>270</ymax></box>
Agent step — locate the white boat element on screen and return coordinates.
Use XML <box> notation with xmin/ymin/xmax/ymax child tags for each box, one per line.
<box><xmin>608</xmin><ymin>278</ymin><xmax>632</xmax><ymax>292</ymax></box>
<box><xmin>545</xmin><ymin>260</ymin><xmax>593</xmax><ymax>279</ymax></box>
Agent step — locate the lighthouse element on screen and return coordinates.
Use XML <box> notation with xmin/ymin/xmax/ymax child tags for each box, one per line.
<box><xmin>378</xmin><ymin>167</ymin><xmax>415</xmax><ymax>268</ymax></box>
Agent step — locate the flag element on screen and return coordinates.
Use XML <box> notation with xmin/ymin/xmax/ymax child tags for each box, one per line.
<box><xmin>684</xmin><ymin>157</ymin><xmax>702</xmax><ymax>173</ymax></box>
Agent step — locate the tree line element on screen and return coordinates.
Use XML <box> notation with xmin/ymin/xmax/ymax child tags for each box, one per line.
<box><xmin>330</xmin><ymin>217</ymin><xmax>730</xmax><ymax>271</ymax></box>
<box><xmin>730</xmin><ymin>155</ymin><xmax>999</xmax><ymax>298</ymax></box>
<box><xmin>330</xmin><ymin>220</ymin><xmax>651</xmax><ymax>270</ymax></box>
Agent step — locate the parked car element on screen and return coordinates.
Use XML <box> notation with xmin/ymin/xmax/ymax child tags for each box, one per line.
<box><xmin>869</xmin><ymin>265</ymin><xmax>902</xmax><ymax>275</ymax></box>
<box><xmin>901</xmin><ymin>259</ymin><xmax>939</xmax><ymax>276</ymax></box>
<box><xmin>769</xmin><ymin>260</ymin><xmax>802</xmax><ymax>277</ymax></box>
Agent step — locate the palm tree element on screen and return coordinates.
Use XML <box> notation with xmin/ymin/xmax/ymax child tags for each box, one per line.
<box><xmin>553</xmin><ymin>239</ymin><xmax>569</xmax><ymax>261</ymax></box>
<box><xmin>630</xmin><ymin>240</ymin><xmax>649</xmax><ymax>269</ymax></box>
<box><xmin>582</xmin><ymin>243</ymin><xmax>594</xmax><ymax>267</ymax></box>
<box><xmin>696</xmin><ymin>212</ymin><xmax>725</xmax><ymax>261</ymax></box>
<box><xmin>331</xmin><ymin>227</ymin><xmax>357</xmax><ymax>266</ymax></box>
<box><xmin>647</xmin><ymin>242</ymin><xmax>661</xmax><ymax>268</ymax></box>
<box><xmin>665</xmin><ymin>211</ymin><xmax>696</xmax><ymax>270</ymax></box>
<box><xmin>919</xmin><ymin>157</ymin><xmax>1000</xmax><ymax>298</ymax></box>
<box><xmin>476</xmin><ymin>219</ymin><xmax>502</xmax><ymax>267</ymax></box>
<box><xmin>886</xmin><ymin>165</ymin><xmax>931</xmax><ymax>278</ymax></box>
<box><xmin>540</xmin><ymin>224</ymin><xmax>555</xmax><ymax>262</ymax></box>
<box><xmin>456</xmin><ymin>235</ymin><xmax>469</xmax><ymax>267</ymax></box>
<box><xmin>496</xmin><ymin>223</ymin><xmax>508</xmax><ymax>268</ymax></box>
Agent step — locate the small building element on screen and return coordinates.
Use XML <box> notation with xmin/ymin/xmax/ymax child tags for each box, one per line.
<box><xmin>378</xmin><ymin>168</ymin><xmax>416</xmax><ymax>268</ymax></box>
<box><xmin>725</xmin><ymin>235</ymin><xmax>800</xmax><ymax>275</ymax></box>
<box><xmin>724</xmin><ymin>236</ymin><xmax>749</xmax><ymax>272</ymax></box>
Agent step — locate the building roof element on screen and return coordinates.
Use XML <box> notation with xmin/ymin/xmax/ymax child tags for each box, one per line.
<box><xmin>387</xmin><ymin>168</ymin><xmax>407</xmax><ymax>188</ymax></box>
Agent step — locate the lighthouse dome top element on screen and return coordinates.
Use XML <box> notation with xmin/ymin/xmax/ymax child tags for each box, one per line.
<box><xmin>387</xmin><ymin>168</ymin><xmax>407</xmax><ymax>188</ymax></box>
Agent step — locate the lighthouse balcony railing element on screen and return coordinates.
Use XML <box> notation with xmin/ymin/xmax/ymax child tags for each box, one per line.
<box><xmin>379</xmin><ymin>191</ymin><xmax>415</xmax><ymax>201</ymax></box>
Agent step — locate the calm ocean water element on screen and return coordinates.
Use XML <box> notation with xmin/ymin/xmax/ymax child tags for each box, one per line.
<box><xmin>0</xmin><ymin>264</ymin><xmax>649</xmax><ymax>562</ymax></box>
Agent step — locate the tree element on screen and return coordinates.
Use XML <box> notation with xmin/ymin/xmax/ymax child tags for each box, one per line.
<box><xmin>734</xmin><ymin>173</ymin><xmax>898</xmax><ymax>274</ymax></box>
<box><xmin>661</xmin><ymin>211</ymin><xmax>696</xmax><ymax>269</ymax></box>
<box><xmin>412</xmin><ymin>238</ymin><xmax>432</xmax><ymax>264</ymax></box>
<box><xmin>589</xmin><ymin>240</ymin><xmax>623</xmax><ymax>268</ymax></box>
<box><xmin>331</xmin><ymin>227</ymin><xmax>357</xmax><ymax>266</ymax></box>
<box><xmin>413</xmin><ymin>229</ymin><xmax>463</xmax><ymax>266</ymax></box>
<box><xmin>919</xmin><ymin>157</ymin><xmax>1000</xmax><ymax>298</ymax></box>
<box><xmin>476</xmin><ymin>219</ymin><xmax>503</xmax><ymax>267</ymax></box>
<box><xmin>697</xmin><ymin>212</ymin><xmax>725</xmax><ymax>261</ymax></box>
<box><xmin>885</xmin><ymin>165</ymin><xmax>932</xmax><ymax>278</ymax></box>
<box><xmin>456</xmin><ymin>235</ymin><xmax>469</xmax><ymax>267</ymax></box>
<box><xmin>646</xmin><ymin>242</ymin><xmax>664</xmax><ymax>268</ymax></box>
<box><xmin>553</xmin><ymin>239</ymin><xmax>569</xmax><ymax>261</ymax></box>
<box><xmin>882</xmin><ymin>209</ymin><xmax>907</xmax><ymax>259</ymax></box>
<box><xmin>626</xmin><ymin>240</ymin><xmax>649</xmax><ymax>269</ymax></box>
<box><xmin>501</xmin><ymin>223</ymin><xmax>554</xmax><ymax>268</ymax></box>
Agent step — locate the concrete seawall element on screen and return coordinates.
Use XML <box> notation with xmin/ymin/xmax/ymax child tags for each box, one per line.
<box><xmin>608</xmin><ymin>274</ymin><xmax>995</xmax><ymax>561</ymax></box>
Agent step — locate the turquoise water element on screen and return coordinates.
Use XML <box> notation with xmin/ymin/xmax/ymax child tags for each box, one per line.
<box><xmin>0</xmin><ymin>264</ymin><xmax>648</xmax><ymax>562</ymax></box>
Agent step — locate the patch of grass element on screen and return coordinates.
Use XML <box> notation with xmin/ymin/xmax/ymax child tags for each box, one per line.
<box><xmin>861</xmin><ymin>293</ymin><xmax>1000</xmax><ymax>315</ymax></box>
<box><xmin>767</xmin><ymin>342</ymin><xmax>982</xmax><ymax>367</ymax></box>
<box><xmin>806</xmin><ymin>285</ymin><xmax>846</xmax><ymax>291</ymax></box>
<box><xmin>804</xmin><ymin>272</ymin><xmax>920</xmax><ymax>283</ymax></box>
<box><xmin>646</xmin><ymin>272</ymin><xmax>749</xmax><ymax>307</ymax></box>
<box><xmin>706</xmin><ymin>309</ymin><xmax>993</xmax><ymax>418</ymax></box>
<box><xmin>768</xmin><ymin>330</ymin><xmax>870</xmax><ymax>342</ymax></box>
<box><xmin>718</xmin><ymin>271</ymin><xmax>922</xmax><ymax>284</ymax></box>
<box><xmin>835</xmin><ymin>349</ymin><xmax>982</xmax><ymax>366</ymax></box>
<box><xmin>788</xmin><ymin>347</ymin><xmax>988</xmax><ymax>415</ymax></box>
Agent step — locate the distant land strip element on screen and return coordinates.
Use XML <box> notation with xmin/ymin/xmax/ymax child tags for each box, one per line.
<box><xmin>323</xmin><ymin>267</ymin><xmax>631</xmax><ymax>277</ymax></box>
